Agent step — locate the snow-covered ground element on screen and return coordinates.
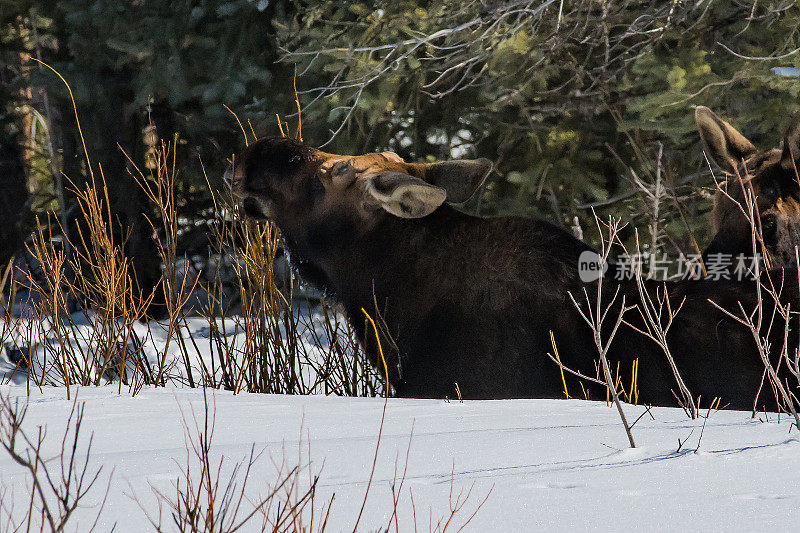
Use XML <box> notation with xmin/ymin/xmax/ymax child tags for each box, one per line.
<box><xmin>0</xmin><ymin>386</ymin><xmax>796</xmax><ymax>531</ymax></box>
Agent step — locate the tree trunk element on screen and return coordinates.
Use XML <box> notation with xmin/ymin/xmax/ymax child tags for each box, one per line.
<box><xmin>0</xmin><ymin>130</ymin><xmax>31</xmax><ymax>267</ymax></box>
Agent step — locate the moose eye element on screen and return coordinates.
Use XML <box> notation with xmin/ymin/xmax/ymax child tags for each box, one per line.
<box><xmin>334</xmin><ymin>161</ymin><xmax>352</xmax><ymax>176</ymax></box>
<box><xmin>762</xmin><ymin>183</ymin><xmax>778</xmax><ymax>199</ymax></box>
<box><xmin>761</xmin><ymin>214</ymin><xmax>778</xmax><ymax>245</ymax></box>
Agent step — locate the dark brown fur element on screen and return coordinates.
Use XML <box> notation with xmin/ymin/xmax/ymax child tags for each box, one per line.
<box><xmin>228</xmin><ymin>136</ymin><xmax>800</xmax><ymax>410</ymax></box>
<box><xmin>696</xmin><ymin>106</ymin><xmax>800</xmax><ymax>270</ymax></box>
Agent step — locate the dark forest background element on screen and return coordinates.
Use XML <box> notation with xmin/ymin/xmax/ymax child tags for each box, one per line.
<box><xmin>2</xmin><ymin>0</ymin><xmax>799</xmax><ymax>291</ymax></box>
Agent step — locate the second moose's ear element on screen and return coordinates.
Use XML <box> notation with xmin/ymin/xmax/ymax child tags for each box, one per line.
<box><xmin>780</xmin><ymin>111</ymin><xmax>800</xmax><ymax>175</ymax></box>
<box><xmin>424</xmin><ymin>158</ymin><xmax>493</xmax><ymax>204</ymax></box>
<box><xmin>363</xmin><ymin>172</ymin><xmax>447</xmax><ymax>219</ymax></box>
<box><xmin>695</xmin><ymin>106</ymin><xmax>757</xmax><ymax>174</ymax></box>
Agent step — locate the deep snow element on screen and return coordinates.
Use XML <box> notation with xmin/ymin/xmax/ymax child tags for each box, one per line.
<box><xmin>0</xmin><ymin>386</ymin><xmax>797</xmax><ymax>531</ymax></box>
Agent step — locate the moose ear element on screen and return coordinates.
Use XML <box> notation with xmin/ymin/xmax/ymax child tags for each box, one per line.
<box><xmin>695</xmin><ymin>106</ymin><xmax>757</xmax><ymax>174</ymax></box>
<box><xmin>380</xmin><ymin>151</ymin><xmax>405</xmax><ymax>163</ymax></box>
<box><xmin>363</xmin><ymin>172</ymin><xmax>447</xmax><ymax>218</ymax></box>
<box><xmin>424</xmin><ymin>158</ymin><xmax>493</xmax><ymax>204</ymax></box>
<box><xmin>780</xmin><ymin>111</ymin><xmax>800</xmax><ymax>174</ymax></box>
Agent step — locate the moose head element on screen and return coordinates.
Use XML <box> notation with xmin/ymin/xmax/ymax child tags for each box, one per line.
<box><xmin>226</xmin><ymin>136</ymin><xmax>492</xmax><ymax>223</ymax></box>
<box><xmin>225</xmin><ymin>136</ymin><xmax>493</xmax><ymax>295</ymax></box>
<box><xmin>695</xmin><ymin>106</ymin><xmax>800</xmax><ymax>269</ymax></box>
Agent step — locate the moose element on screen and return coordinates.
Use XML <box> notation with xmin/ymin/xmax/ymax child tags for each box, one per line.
<box><xmin>695</xmin><ymin>106</ymin><xmax>800</xmax><ymax>271</ymax></box>
<box><xmin>227</xmin><ymin>135</ymin><xmax>800</xmax><ymax>411</ymax></box>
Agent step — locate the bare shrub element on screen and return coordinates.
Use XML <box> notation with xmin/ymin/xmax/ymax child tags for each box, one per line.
<box><xmin>7</xmin><ymin>181</ymin><xmax>155</xmax><ymax>397</ymax></box>
<box><xmin>0</xmin><ymin>391</ymin><xmax>112</xmax><ymax>531</ymax></box>
<box><xmin>1</xmin><ymin>120</ymin><xmax>383</xmax><ymax>399</ymax></box>
<box><xmin>135</xmin><ymin>388</ymin><xmax>332</xmax><ymax>532</ymax></box>
<box><xmin>624</xmin><ymin>232</ymin><xmax>699</xmax><ymax>419</ymax></box>
<box><xmin>378</xmin><ymin>426</ymin><xmax>493</xmax><ymax>533</ymax></box>
<box><xmin>548</xmin><ymin>215</ymin><xmax>637</xmax><ymax>447</ymax></box>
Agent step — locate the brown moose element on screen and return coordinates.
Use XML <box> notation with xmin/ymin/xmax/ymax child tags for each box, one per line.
<box><xmin>227</xmin><ymin>136</ymin><xmax>799</xmax><ymax>410</ymax></box>
<box><xmin>695</xmin><ymin>106</ymin><xmax>800</xmax><ymax>271</ymax></box>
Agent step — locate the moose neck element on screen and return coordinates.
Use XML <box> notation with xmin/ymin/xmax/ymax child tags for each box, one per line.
<box><xmin>283</xmin><ymin>205</ymin><xmax>475</xmax><ymax>385</ymax></box>
<box><xmin>320</xmin><ymin>206</ymin><xmax>464</xmax><ymax>316</ymax></box>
